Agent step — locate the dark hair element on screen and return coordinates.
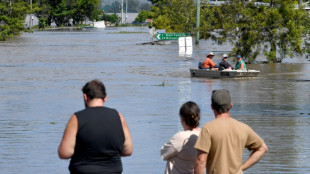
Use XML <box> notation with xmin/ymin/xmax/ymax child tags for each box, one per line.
<box><xmin>179</xmin><ymin>101</ymin><xmax>200</xmax><ymax>128</ymax></box>
<box><xmin>82</xmin><ymin>79</ymin><xmax>106</xmax><ymax>100</ymax></box>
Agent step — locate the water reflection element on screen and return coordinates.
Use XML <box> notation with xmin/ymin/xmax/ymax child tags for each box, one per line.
<box><xmin>0</xmin><ymin>27</ymin><xmax>309</xmax><ymax>174</ymax></box>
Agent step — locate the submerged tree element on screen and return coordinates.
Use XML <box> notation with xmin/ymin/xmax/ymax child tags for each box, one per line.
<box><xmin>200</xmin><ymin>0</ymin><xmax>310</xmax><ymax>63</ymax></box>
<box><xmin>101</xmin><ymin>13</ymin><xmax>120</xmax><ymax>25</ymax></box>
<box><xmin>0</xmin><ymin>0</ymin><xmax>31</xmax><ymax>41</ymax></box>
<box><xmin>150</xmin><ymin>0</ymin><xmax>309</xmax><ymax>63</ymax></box>
<box><xmin>134</xmin><ymin>10</ymin><xmax>152</xmax><ymax>23</ymax></box>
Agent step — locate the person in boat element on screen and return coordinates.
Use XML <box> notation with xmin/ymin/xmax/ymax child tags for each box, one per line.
<box><xmin>218</xmin><ymin>54</ymin><xmax>233</xmax><ymax>71</ymax></box>
<box><xmin>58</xmin><ymin>79</ymin><xmax>133</xmax><ymax>174</ymax></box>
<box><xmin>235</xmin><ymin>55</ymin><xmax>247</xmax><ymax>70</ymax></box>
<box><xmin>161</xmin><ymin>101</ymin><xmax>201</xmax><ymax>174</ymax></box>
<box><xmin>199</xmin><ymin>52</ymin><xmax>219</xmax><ymax>70</ymax></box>
<box><xmin>194</xmin><ymin>89</ymin><xmax>268</xmax><ymax>174</ymax></box>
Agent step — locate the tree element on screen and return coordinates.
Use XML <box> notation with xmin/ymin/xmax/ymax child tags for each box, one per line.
<box><xmin>43</xmin><ymin>0</ymin><xmax>103</xmax><ymax>26</ymax></box>
<box><xmin>103</xmin><ymin>4</ymin><xmax>112</xmax><ymax>12</ymax></box>
<box><xmin>109</xmin><ymin>1</ymin><xmax>121</xmax><ymax>13</ymax></box>
<box><xmin>101</xmin><ymin>13</ymin><xmax>120</xmax><ymax>24</ymax></box>
<box><xmin>32</xmin><ymin>0</ymin><xmax>52</xmax><ymax>26</ymax></box>
<box><xmin>199</xmin><ymin>0</ymin><xmax>310</xmax><ymax>63</ymax></box>
<box><xmin>71</xmin><ymin>0</ymin><xmax>102</xmax><ymax>25</ymax></box>
<box><xmin>135</xmin><ymin>10</ymin><xmax>152</xmax><ymax>23</ymax></box>
<box><xmin>52</xmin><ymin>0</ymin><xmax>73</xmax><ymax>26</ymax></box>
<box><xmin>151</xmin><ymin>0</ymin><xmax>196</xmax><ymax>33</ymax></box>
<box><xmin>0</xmin><ymin>0</ymin><xmax>31</xmax><ymax>41</ymax></box>
<box><xmin>148</xmin><ymin>0</ymin><xmax>163</xmax><ymax>5</ymax></box>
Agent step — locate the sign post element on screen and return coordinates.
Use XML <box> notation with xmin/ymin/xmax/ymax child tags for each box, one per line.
<box><xmin>155</xmin><ymin>33</ymin><xmax>191</xmax><ymax>40</ymax></box>
<box><xmin>196</xmin><ymin>0</ymin><xmax>200</xmax><ymax>44</ymax></box>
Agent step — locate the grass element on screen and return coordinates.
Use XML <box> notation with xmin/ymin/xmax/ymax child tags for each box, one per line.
<box><xmin>154</xmin><ymin>81</ymin><xmax>173</xmax><ymax>86</ymax></box>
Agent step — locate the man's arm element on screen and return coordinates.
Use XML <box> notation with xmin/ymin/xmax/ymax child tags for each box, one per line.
<box><xmin>242</xmin><ymin>142</ymin><xmax>268</xmax><ymax>171</ymax></box>
<box><xmin>119</xmin><ymin>112</ymin><xmax>133</xmax><ymax>156</ymax></box>
<box><xmin>58</xmin><ymin>115</ymin><xmax>78</xmax><ymax>159</ymax></box>
<box><xmin>238</xmin><ymin>62</ymin><xmax>244</xmax><ymax>70</ymax></box>
<box><xmin>194</xmin><ymin>150</ymin><xmax>208</xmax><ymax>174</ymax></box>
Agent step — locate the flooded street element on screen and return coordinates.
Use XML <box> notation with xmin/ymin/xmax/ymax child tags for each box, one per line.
<box><xmin>0</xmin><ymin>27</ymin><xmax>309</xmax><ymax>173</ymax></box>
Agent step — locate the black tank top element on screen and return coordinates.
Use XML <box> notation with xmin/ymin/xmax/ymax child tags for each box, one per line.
<box><xmin>69</xmin><ymin>107</ymin><xmax>125</xmax><ymax>174</ymax></box>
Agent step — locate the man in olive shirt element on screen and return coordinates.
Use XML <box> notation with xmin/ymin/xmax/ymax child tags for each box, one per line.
<box><xmin>194</xmin><ymin>90</ymin><xmax>268</xmax><ymax>174</ymax></box>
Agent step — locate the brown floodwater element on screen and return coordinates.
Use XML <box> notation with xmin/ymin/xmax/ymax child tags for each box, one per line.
<box><xmin>0</xmin><ymin>27</ymin><xmax>309</xmax><ymax>173</ymax></box>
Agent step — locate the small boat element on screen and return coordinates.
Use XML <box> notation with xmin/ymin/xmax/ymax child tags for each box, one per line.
<box><xmin>189</xmin><ymin>69</ymin><xmax>260</xmax><ymax>78</ymax></box>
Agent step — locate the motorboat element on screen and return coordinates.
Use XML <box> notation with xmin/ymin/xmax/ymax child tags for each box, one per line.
<box><xmin>189</xmin><ymin>69</ymin><xmax>260</xmax><ymax>78</ymax></box>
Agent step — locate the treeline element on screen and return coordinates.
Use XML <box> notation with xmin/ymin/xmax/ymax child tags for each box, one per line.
<box><xmin>33</xmin><ymin>0</ymin><xmax>102</xmax><ymax>27</ymax></box>
<box><xmin>0</xmin><ymin>0</ymin><xmax>102</xmax><ymax>41</ymax></box>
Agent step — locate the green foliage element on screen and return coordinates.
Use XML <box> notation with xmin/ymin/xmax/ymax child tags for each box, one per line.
<box><xmin>148</xmin><ymin>0</ymin><xmax>163</xmax><ymax>5</ymax></box>
<box><xmin>38</xmin><ymin>18</ymin><xmax>47</xmax><ymax>28</ymax></box>
<box><xmin>135</xmin><ymin>10</ymin><xmax>152</xmax><ymax>23</ymax></box>
<box><xmin>101</xmin><ymin>13</ymin><xmax>120</xmax><ymax>24</ymax></box>
<box><xmin>0</xmin><ymin>0</ymin><xmax>104</xmax><ymax>40</ymax></box>
<box><xmin>0</xmin><ymin>0</ymin><xmax>31</xmax><ymax>41</ymax></box>
<box><xmin>52</xmin><ymin>0</ymin><xmax>73</xmax><ymax>26</ymax></box>
<box><xmin>151</xmin><ymin>0</ymin><xmax>309</xmax><ymax>63</ymax></box>
<box><xmin>35</xmin><ymin>0</ymin><xmax>102</xmax><ymax>26</ymax></box>
<box><xmin>151</xmin><ymin>0</ymin><xmax>196</xmax><ymax>33</ymax></box>
<box><xmin>70</xmin><ymin>0</ymin><xmax>102</xmax><ymax>25</ymax></box>
<box><xmin>200</xmin><ymin>0</ymin><xmax>310</xmax><ymax>63</ymax></box>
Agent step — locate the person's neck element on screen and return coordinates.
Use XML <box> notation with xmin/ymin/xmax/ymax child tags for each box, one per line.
<box><xmin>215</xmin><ymin>112</ymin><xmax>231</xmax><ymax>118</ymax></box>
<box><xmin>86</xmin><ymin>98</ymin><xmax>104</xmax><ymax>108</ymax></box>
<box><xmin>184</xmin><ymin>126</ymin><xmax>200</xmax><ymax>131</ymax></box>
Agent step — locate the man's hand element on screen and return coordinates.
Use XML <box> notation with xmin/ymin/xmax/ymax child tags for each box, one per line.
<box><xmin>242</xmin><ymin>142</ymin><xmax>268</xmax><ymax>171</ymax></box>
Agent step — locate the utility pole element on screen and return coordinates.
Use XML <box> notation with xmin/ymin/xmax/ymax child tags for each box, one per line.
<box><xmin>299</xmin><ymin>0</ymin><xmax>302</xmax><ymax>9</ymax></box>
<box><xmin>121</xmin><ymin>0</ymin><xmax>124</xmax><ymax>25</ymax></box>
<box><xmin>29</xmin><ymin>0</ymin><xmax>32</xmax><ymax>28</ymax></box>
<box><xmin>195</xmin><ymin>0</ymin><xmax>200</xmax><ymax>44</ymax></box>
<box><xmin>125</xmin><ymin>0</ymin><xmax>128</xmax><ymax>24</ymax></box>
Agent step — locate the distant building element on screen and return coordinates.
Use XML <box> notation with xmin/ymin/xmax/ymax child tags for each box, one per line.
<box><xmin>25</xmin><ymin>14</ymin><xmax>38</xmax><ymax>28</ymax></box>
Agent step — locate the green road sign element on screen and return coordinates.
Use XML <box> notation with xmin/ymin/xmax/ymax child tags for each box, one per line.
<box><xmin>155</xmin><ymin>33</ymin><xmax>191</xmax><ymax>40</ymax></box>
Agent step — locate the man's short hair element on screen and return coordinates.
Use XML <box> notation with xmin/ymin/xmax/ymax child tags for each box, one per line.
<box><xmin>82</xmin><ymin>79</ymin><xmax>106</xmax><ymax>100</ymax></box>
<box><xmin>212</xmin><ymin>89</ymin><xmax>231</xmax><ymax>113</ymax></box>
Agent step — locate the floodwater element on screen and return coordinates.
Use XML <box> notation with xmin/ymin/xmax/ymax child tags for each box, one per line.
<box><xmin>0</xmin><ymin>27</ymin><xmax>309</xmax><ymax>174</ymax></box>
